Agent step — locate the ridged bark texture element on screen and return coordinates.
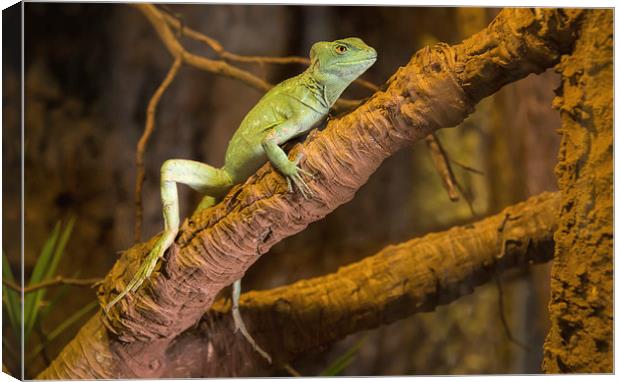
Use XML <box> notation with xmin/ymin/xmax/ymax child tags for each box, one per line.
<box><xmin>43</xmin><ymin>192</ymin><xmax>561</xmax><ymax>378</ymax></box>
<box><xmin>181</xmin><ymin>192</ymin><xmax>561</xmax><ymax>377</ymax></box>
<box><xmin>542</xmin><ymin>9</ymin><xmax>613</xmax><ymax>373</ymax></box>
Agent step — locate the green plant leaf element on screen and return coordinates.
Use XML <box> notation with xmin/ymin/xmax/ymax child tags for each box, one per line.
<box><xmin>23</xmin><ymin>222</ymin><xmax>60</xmax><ymax>342</ymax></box>
<box><xmin>26</xmin><ymin>300</ymin><xmax>97</xmax><ymax>363</ymax></box>
<box><xmin>319</xmin><ymin>335</ymin><xmax>367</xmax><ymax>376</ymax></box>
<box><xmin>24</xmin><ymin>218</ymin><xmax>75</xmax><ymax>342</ymax></box>
<box><xmin>29</xmin><ymin>222</ymin><xmax>60</xmax><ymax>285</ymax></box>
<box><xmin>44</xmin><ymin>217</ymin><xmax>75</xmax><ymax>280</ymax></box>
<box><xmin>2</xmin><ymin>252</ymin><xmax>21</xmax><ymax>337</ymax></box>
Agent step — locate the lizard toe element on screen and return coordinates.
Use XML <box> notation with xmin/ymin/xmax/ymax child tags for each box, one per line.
<box><xmin>298</xmin><ymin>167</ymin><xmax>316</xmax><ymax>180</ymax></box>
<box><xmin>286</xmin><ymin>176</ymin><xmax>293</xmax><ymax>193</ymax></box>
<box><xmin>292</xmin><ymin>173</ymin><xmax>313</xmax><ymax>199</ymax></box>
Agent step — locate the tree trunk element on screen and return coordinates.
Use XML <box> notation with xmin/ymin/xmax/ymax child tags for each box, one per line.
<box><xmin>542</xmin><ymin>9</ymin><xmax>613</xmax><ymax>373</ymax></box>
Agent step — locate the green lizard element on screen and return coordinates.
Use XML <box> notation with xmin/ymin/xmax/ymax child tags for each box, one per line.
<box><xmin>106</xmin><ymin>37</ymin><xmax>377</xmax><ymax>362</ymax></box>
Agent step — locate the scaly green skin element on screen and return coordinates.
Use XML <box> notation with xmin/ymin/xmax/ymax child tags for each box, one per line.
<box><xmin>106</xmin><ymin>37</ymin><xmax>377</xmax><ymax>361</ymax></box>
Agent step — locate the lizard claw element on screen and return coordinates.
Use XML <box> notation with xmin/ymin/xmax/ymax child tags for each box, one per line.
<box><xmin>297</xmin><ymin>155</ymin><xmax>317</xmax><ymax>180</ymax></box>
<box><xmin>296</xmin><ymin>173</ymin><xmax>313</xmax><ymax>198</ymax></box>
<box><xmin>286</xmin><ymin>176</ymin><xmax>293</xmax><ymax>193</ymax></box>
<box><xmin>298</xmin><ymin>167</ymin><xmax>316</xmax><ymax>180</ymax></box>
<box><xmin>287</xmin><ymin>168</ymin><xmax>313</xmax><ymax>199</ymax></box>
<box><xmin>293</xmin><ymin>153</ymin><xmax>317</xmax><ymax>177</ymax></box>
<box><xmin>285</xmin><ymin>153</ymin><xmax>315</xmax><ymax>198</ymax></box>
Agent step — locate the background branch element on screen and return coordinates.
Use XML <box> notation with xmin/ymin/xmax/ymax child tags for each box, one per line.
<box><xmin>42</xmin><ymin>192</ymin><xmax>558</xmax><ymax>378</ymax></box>
<box><xmin>168</xmin><ymin>192</ymin><xmax>560</xmax><ymax>377</ymax></box>
<box><xmin>134</xmin><ymin>56</ymin><xmax>183</xmax><ymax>243</ymax></box>
<box><xmin>425</xmin><ymin>133</ymin><xmax>460</xmax><ymax>201</ymax></box>
<box><xmin>135</xmin><ymin>3</ymin><xmax>270</xmax><ymax>92</ymax></box>
<box><xmin>3</xmin><ymin>277</ymin><xmax>102</xmax><ymax>294</ymax></box>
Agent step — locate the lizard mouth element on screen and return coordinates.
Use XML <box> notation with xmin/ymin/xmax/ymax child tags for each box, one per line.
<box><xmin>335</xmin><ymin>56</ymin><xmax>377</xmax><ymax>66</ymax></box>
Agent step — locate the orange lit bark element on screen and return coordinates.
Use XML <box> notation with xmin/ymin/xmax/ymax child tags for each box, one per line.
<box><xmin>542</xmin><ymin>9</ymin><xmax>613</xmax><ymax>373</ymax></box>
<box><xmin>39</xmin><ymin>8</ymin><xmax>583</xmax><ymax>379</ymax></box>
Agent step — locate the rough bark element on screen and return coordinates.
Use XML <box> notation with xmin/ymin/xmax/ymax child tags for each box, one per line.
<box><xmin>171</xmin><ymin>192</ymin><xmax>561</xmax><ymax>377</ymax></box>
<box><xmin>43</xmin><ymin>192</ymin><xmax>560</xmax><ymax>378</ymax></box>
<box><xmin>542</xmin><ymin>9</ymin><xmax>613</xmax><ymax>373</ymax></box>
<box><xmin>38</xmin><ymin>8</ymin><xmax>582</xmax><ymax>379</ymax></box>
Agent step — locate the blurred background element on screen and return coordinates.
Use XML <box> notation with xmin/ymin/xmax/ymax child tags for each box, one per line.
<box><xmin>2</xmin><ymin>3</ymin><xmax>561</xmax><ymax>378</ymax></box>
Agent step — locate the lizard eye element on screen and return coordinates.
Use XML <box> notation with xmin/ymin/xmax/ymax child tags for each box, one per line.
<box><xmin>335</xmin><ymin>45</ymin><xmax>348</xmax><ymax>54</ymax></box>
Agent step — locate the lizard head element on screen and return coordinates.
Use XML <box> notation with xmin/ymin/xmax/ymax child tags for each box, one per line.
<box><xmin>309</xmin><ymin>37</ymin><xmax>377</xmax><ymax>83</ymax></box>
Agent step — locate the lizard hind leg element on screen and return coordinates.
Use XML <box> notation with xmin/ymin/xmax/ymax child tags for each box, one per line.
<box><xmin>232</xmin><ymin>279</ymin><xmax>272</xmax><ymax>364</ymax></box>
<box><xmin>194</xmin><ymin>195</ymin><xmax>217</xmax><ymax>214</ymax></box>
<box><xmin>105</xmin><ymin>159</ymin><xmax>232</xmax><ymax>313</ymax></box>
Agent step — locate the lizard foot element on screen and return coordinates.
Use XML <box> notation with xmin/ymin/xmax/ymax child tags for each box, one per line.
<box><xmin>285</xmin><ymin>153</ymin><xmax>314</xmax><ymax>199</ymax></box>
<box><xmin>104</xmin><ymin>231</ymin><xmax>175</xmax><ymax>313</ymax></box>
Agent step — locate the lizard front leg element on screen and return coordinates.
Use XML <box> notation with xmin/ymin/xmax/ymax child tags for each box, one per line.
<box><xmin>105</xmin><ymin>159</ymin><xmax>232</xmax><ymax>312</ymax></box>
<box><xmin>261</xmin><ymin>121</ymin><xmax>315</xmax><ymax>198</ymax></box>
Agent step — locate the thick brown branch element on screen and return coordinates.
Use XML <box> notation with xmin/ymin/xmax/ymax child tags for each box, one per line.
<box><xmin>39</xmin><ymin>8</ymin><xmax>582</xmax><ymax>379</ymax></box>
<box><xmin>165</xmin><ymin>191</ymin><xmax>560</xmax><ymax>377</ymax></box>
<box><xmin>42</xmin><ymin>192</ymin><xmax>558</xmax><ymax>378</ymax></box>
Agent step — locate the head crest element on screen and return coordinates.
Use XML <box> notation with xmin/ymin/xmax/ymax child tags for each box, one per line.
<box><xmin>309</xmin><ymin>41</ymin><xmax>327</xmax><ymax>67</ymax></box>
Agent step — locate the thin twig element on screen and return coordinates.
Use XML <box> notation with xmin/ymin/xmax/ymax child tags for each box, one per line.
<box><xmin>135</xmin><ymin>3</ymin><xmax>271</xmax><ymax>93</ymax></box>
<box><xmin>134</xmin><ymin>56</ymin><xmax>183</xmax><ymax>243</ymax></box>
<box><xmin>282</xmin><ymin>363</ymin><xmax>302</xmax><ymax>377</ymax></box>
<box><xmin>494</xmin><ymin>214</ymin><xmax>529</xmax><ymax>351</ymax></box>
<box><xmin>425</xmin><ymin>133</ymin><xmax>460</xmax><ymax>201</ymax></box>
<box><xmin>449</xmin><ymin>157</ymin><xmax>485</xmax><ymax>175</ymax></box>
<box><xmin>164</xmin><ymin>11</ymin><xmax>308</xmax><ymax>65</ymax></box>
<box><xmin>425</xmin><ymin>133</ymin><xmax>478</xmax><ymax>216</ymax></box>
<box><xmin>159</xmin><ymin>4</ymin><xmax>185</xmax><ymax>38</ymax></box>
<box><xmin>455</xmin><ymin>181</ymin><xmax>477</xmax><ymax>217</ymax></box>
<box><xmin>494</xmin><ymin>274</ymin><xmax>530</xmax><ymax>351</ymax></box>
<box><xmin>2</xmin><ymin>277</ymin><xmax>102</xmax><ymax>294</ymax></box>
